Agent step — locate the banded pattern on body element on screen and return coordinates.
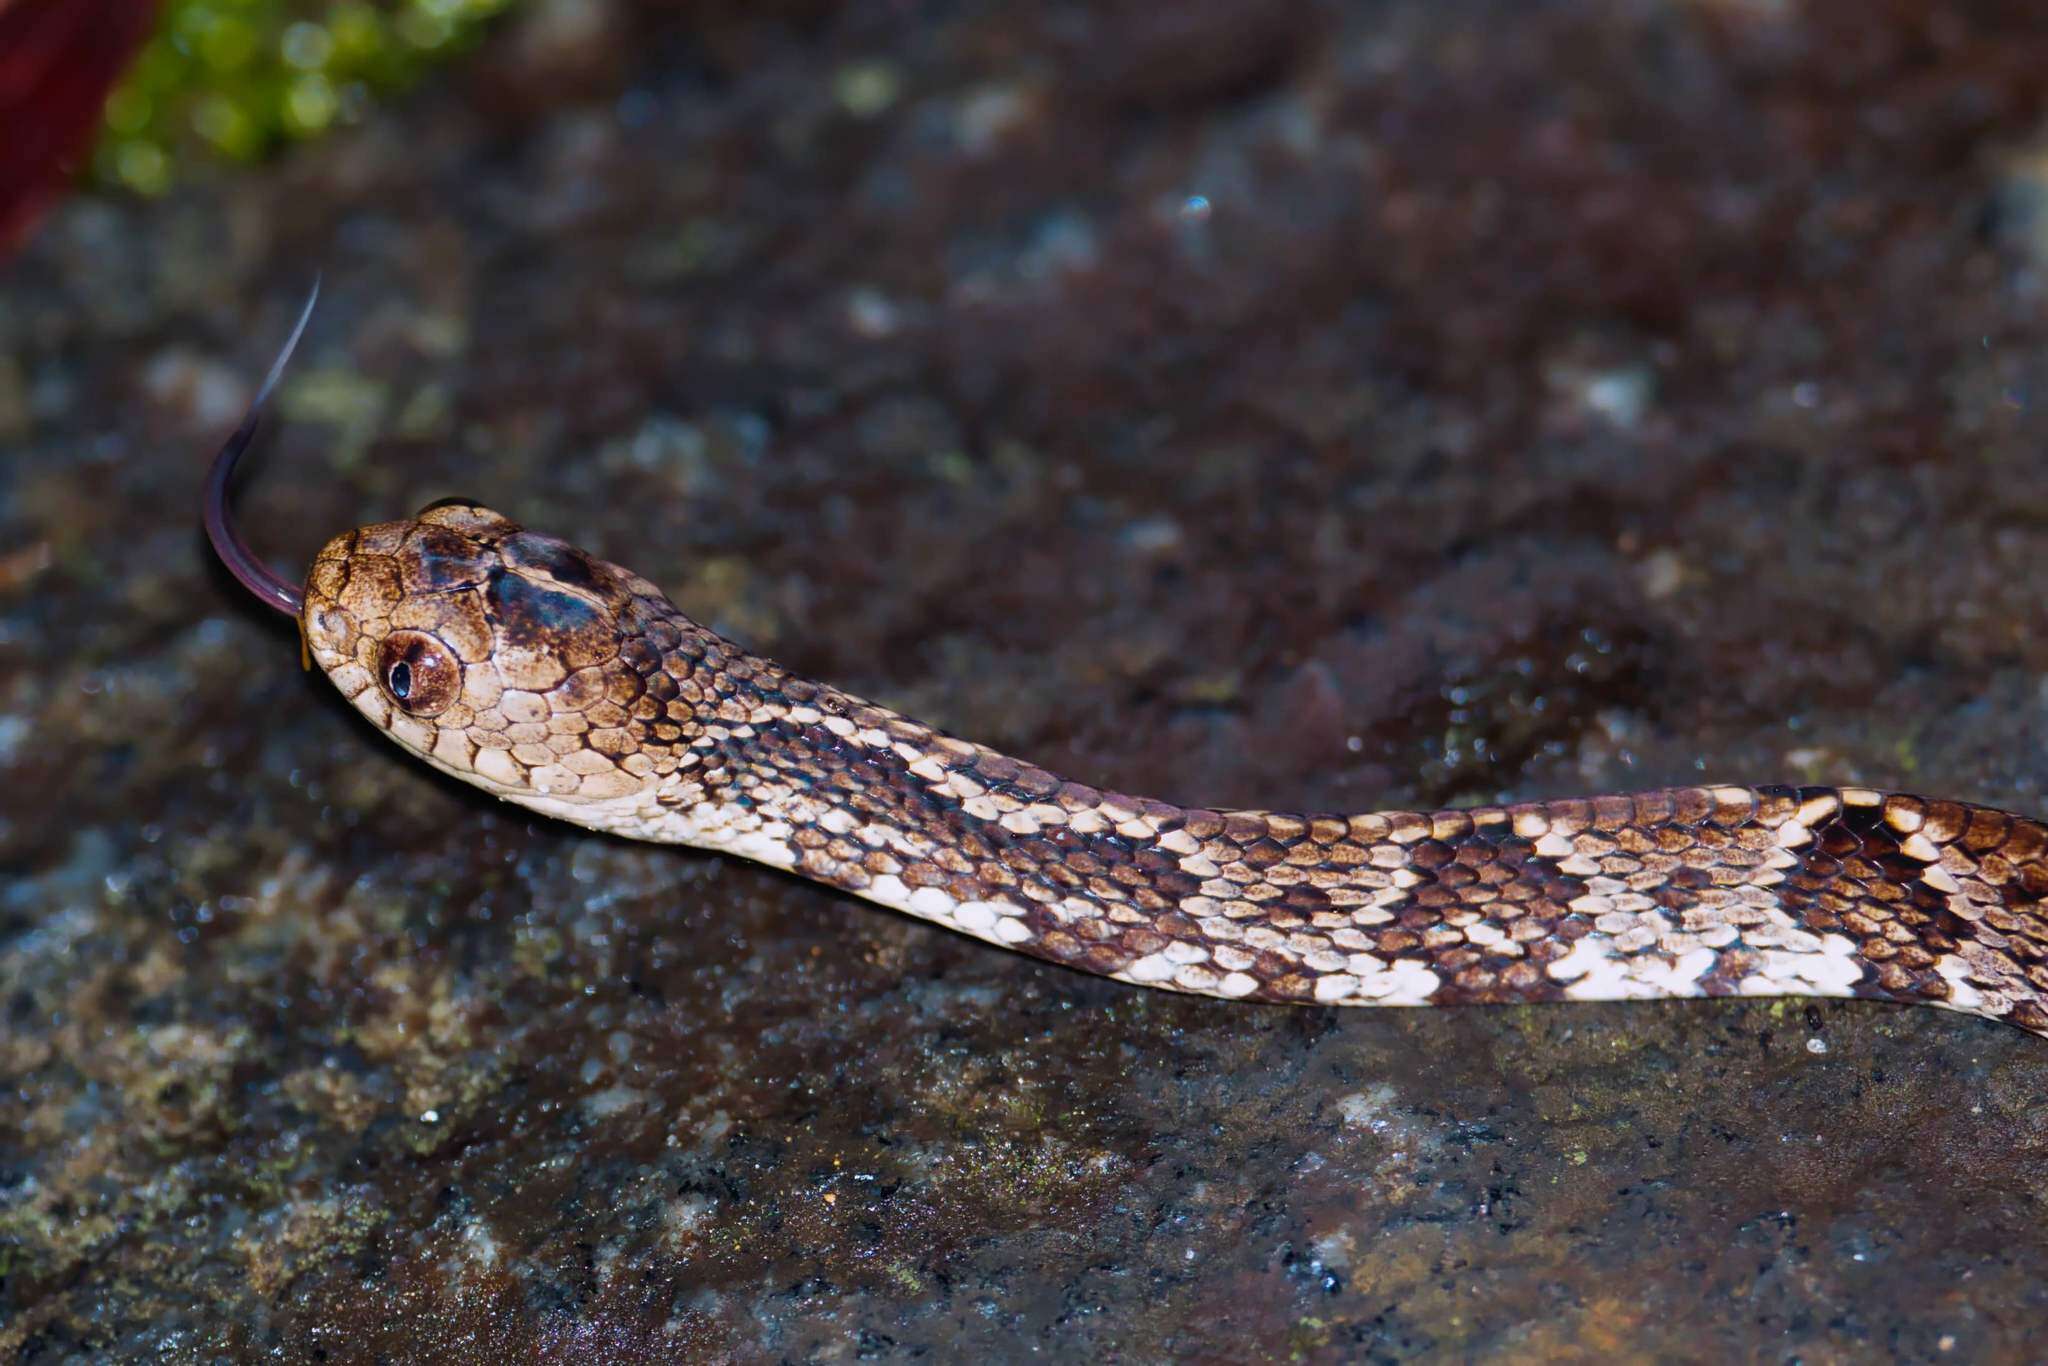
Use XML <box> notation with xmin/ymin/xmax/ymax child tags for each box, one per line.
<box><xmin>300</xmin><ymin>503</ymin><xmax>2048</xmax><ymax>1036</ymax></box>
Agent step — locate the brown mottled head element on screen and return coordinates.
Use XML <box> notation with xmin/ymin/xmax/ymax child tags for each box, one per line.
<box><xmin>302</xmin><ymin>501</ymin><xmax>662</xmax><ymax>805</ymax></box>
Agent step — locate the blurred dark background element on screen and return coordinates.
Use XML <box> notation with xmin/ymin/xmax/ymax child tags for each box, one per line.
<box><xmin>4</xmin><ymin>0</ymin><xmax>2048</xmax><ymax>1358</ymax></box>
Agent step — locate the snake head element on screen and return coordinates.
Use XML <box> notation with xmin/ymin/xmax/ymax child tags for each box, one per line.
<box><xmin>302</xmin><ymin>500</ymin><xmax>661</xmax><ymax>805</ymax></box>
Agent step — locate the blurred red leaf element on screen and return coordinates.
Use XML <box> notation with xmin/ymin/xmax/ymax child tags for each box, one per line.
<box><xmin>0</xmin><ymin>0</ymin><xmax>161</xmax><ymax>254</ymax></box>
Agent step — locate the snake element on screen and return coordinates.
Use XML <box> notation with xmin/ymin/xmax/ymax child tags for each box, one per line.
<box><xmin>205</xmin><ymin>288</ymin><xmax>2048</xmax><ymax>1037</ymax></box>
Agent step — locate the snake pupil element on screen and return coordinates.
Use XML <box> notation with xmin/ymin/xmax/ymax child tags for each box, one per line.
<box><xmin>389</xmin><ymin>660</ymin><xmax>412</xmax><ymax>700</ymax></box>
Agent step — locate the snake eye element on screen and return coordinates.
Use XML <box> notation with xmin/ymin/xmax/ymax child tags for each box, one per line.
<box><xmin>377</xmin><ymin>630</ymin><xmax>462</xmax><ymax>717</ymax></box>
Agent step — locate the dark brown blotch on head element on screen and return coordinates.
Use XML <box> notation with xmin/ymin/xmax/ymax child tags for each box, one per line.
<box><xmin>402</xmin><ymin>526</ymin><xmax>491</xmax><ymax>593</ymax></box>
<box><xmin>503</xmin><ymin>531</ymin><xmax>606</xmax><ymax>593</ymax></box>
<box><xmin>486</xmin><ymin>567</ymin><xmax>617</xmax><ymax>669</ymax></box>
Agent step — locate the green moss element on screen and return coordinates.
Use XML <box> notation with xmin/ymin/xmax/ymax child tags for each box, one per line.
<box><xmin>96</xmin><ymin>0</ymin><xmax>520</xmax><ymax>196</ymax></box>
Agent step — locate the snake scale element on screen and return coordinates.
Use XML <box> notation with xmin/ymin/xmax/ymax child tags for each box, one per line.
<box><xmin>207</xmin><ymin>291</ymin><xmax>2048</xmax><ymax>1037</ymax></box>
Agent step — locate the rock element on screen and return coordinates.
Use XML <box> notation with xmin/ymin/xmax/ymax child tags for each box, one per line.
<box><xmin>5</xmin><ymin>0</ymin><xmax>2048</xmax><ymax>1357</ymax></box>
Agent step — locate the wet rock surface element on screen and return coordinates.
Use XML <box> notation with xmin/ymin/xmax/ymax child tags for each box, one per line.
<box><xmin>7</xmin><ymin>0</ymin><xmax>2048</xmax><ymax>1358</ymax></box>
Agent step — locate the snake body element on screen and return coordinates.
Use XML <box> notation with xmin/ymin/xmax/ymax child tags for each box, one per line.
<box><xmin>199</xmin><ymin>291</ymin><xmax>2048</xmax><ymax>1037</ymax></box>
<box><xmin>291</xmin><ymin>501</ymin><xmax>2048</xmax><ymax>1036</ymax></box>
